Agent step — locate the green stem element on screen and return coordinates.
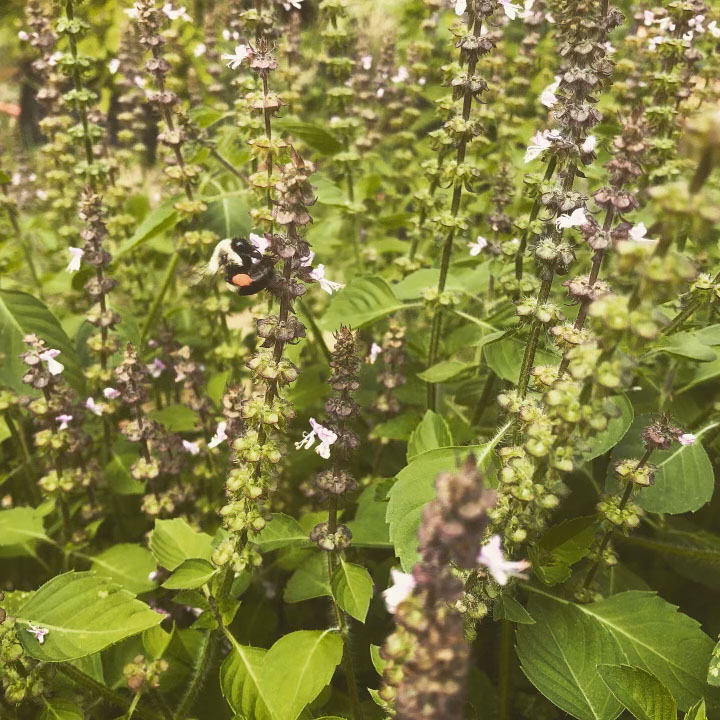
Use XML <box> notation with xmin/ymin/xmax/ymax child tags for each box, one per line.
<box><xmin>583</xmin><ymin>448</ymin><xmax>653</xmax><ymax>589</ymax></box>
<box><xmin>57</xmin><ymin>664</ymin><xmax>163</xmax><ymax>720</ymax></box>
<box><xmin>497</xmin><ymin>619</ymin><xmax>512</xmax><ymax>720</ymax></box>
<box><xmin>175</xmin><ymin>629</ymin><xmax>220</xmax><ymax>719</ymax></box>
<box><xmin>140</xmin><ymin>253</ymin><xmax>180</xmax><ymax>344</ymax></box>
<box><xmin>517</xmin><ymin>272</ymin><xmax>553</xmax><ymax>396</ymax></box>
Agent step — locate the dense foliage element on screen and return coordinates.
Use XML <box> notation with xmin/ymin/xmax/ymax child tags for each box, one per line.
<box><xmin>1</xmin><ymin>0</ymin><xmax>720</xmax><ymax>718</ymax></box>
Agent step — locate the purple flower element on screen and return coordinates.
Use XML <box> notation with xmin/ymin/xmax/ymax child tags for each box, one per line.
<box><xmin>295</xmin><ymin>418</ymin><xmax>337</xmax><ymax>459</ymax></box>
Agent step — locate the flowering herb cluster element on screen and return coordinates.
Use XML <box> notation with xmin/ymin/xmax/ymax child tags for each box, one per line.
<box><xmin>1</xmin><ymin>0</ymin><xmax>720</xmax><ymax>718</ymax></box>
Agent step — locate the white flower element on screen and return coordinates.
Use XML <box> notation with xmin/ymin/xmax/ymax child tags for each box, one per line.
<box><xmin>162</xmin><ymin>3</ymin><xmax>191</xmax><ymax>21</ymax></box>
<box><xmin>56</xmin><ymin>414</ymin><xmax>72</xmax><ymax>431</ymax></box>
<box><xmin>182</xmin><ymin>440</ymin><xmax>200</xmax><ymax>455</ymax></box>
<box><xmin>193</xmin><ymin>42</ymin><xmax>207</xmax><ymax>57</ymax></box>
<box><xmin>455</xmin><ymin>0</ymin><xmax>467</xmax><ymax>15</ymax></box>
<box><xmin>678</xmin><ymin>433</ymin><xmax>696</xmax><ymax>446</ymax></box>
<box><xmin>85</xmin><ymin>397</ymin><xmax>104</xmax><ymax>416</ymax></box>
<box><xmin>648</xmin><ymin>35</ymin><xmax>665</xmax><ymax>52</ymax></box>
<box><xmin>147</xmin><ymin>358</ymin><xmax>166</xmax><ymax>378</ymax></box>
<box><xmin>18</xmin><ymin>30</ymin><xmax>29</xmax><ymax>41</ymax></box>
<box><xmin>581</xmin><ymin>135</ymin><xmax>597</xmax><ymax>153</ymax></box>
<box><xmin>477</xmin><ymin>535</ymin><xmax>530</xmax><ymax>586</ymax></box>
<box><xmin>391</xmin><ymin>66</ymin><xmax>409</xmax><ymax>84</ymax></box>
<box><xmin>520</xmin><ymin>0</ymin><xmax>535</xmax><ymax>21</ymax></box>
<box><xmin>682</xmin><ymin>30</ymin><xmax>694</xmax><ymax>47</ymax></box>
<box><xmin>222</xmin><ymin>44</ymin><xmax>251</xmax><ymax>70</ymax></box>
<box><xmin>642</xmin><ymin>10</ymin><xmax>655</xmax><ymax>25</ymax></box>
<box><xmin>376</xmin><ymin>87</ymin><xmax>385</xmax><ymax>98</ymax></box>
<box><xmin>133</xmin><ymin>75</ymin><xmax>146</xmax><ymax>89</ymax></box>
<box><xmin>360</xmin><ymin>54</ymin><xmax>372</xmax><ymax>70</ymax></box>
<box><xmin>249</xmin><ymin>232</ymin><xmax>271</xmax><ymax>255</ymax></box>
<box><xmin>628</xmin><ymin>222</ymin><xmax>656</xmax><ymax>245</ymax></box>
<box><xmin>468</xmin><ymin>236</ymin><xmax>488</xmax><ymax>256</ymax></box>
<box><xmin>604</xmin><ymin>41</ymin><xmax>616</xmax><ymax>55</ymax></box>
<box><xmin>103</xmin><ymin>387</ymin><xmax>121</xmax><ymax>399</ymax></box>
<box><xmin>383</xmin><ymin>569</ymin><xmax>416</xmax><ymax>613</ymax></box>
<box><xmin>208</xmin><ymin>421</ymin><xmax>228</xmax><ymax>449</ymax></box>
<box><xmin>310</xmin><ymin>265</ymin><xmax>345</xmax><ymax>295</ymax></box>
<box><xmin>108</xmin><ymin>58</ymin><xmax>121</xmax><ymax>74</ymax></box>
<box><xmin>540</xmin><ymin>76</ymin><xmax>561</xmax><ymax>108</ymax></box>
<box><xmin>524</xmin><ymin>129</ymin><xmax>561</xmax><ymax>163</ymax></box>
<box><xmin>708</xmin><ymin>20</ymin><xmax>720</xmax><ymax>38</ymax></box>
<box><xmin>295</xmin><ymin>418</ymin><xmax>337</xmax><ymax>459</ymax></box>
<box><xmin>26</xmin><ymin>624</ymin><xmax>49</xmax><ymax>644</ymax></box>
<box><xmin>499</xmin><ymin>0</ymin><xmax>522</xmax><ymax>20</ymax></box>
<box><xmin>657</xmin><ymin>16</ymin><xmax>676</xmax><ymax>33</ymax></box>
<box><xmin>66</xmin><ymin>247</ymin><xmax>84</xmax><ymax>273</ymax></box>
<box><xmin>555</xmin><ymin>207</ymin><xmax>587</xmax><ymax>230</ymax></box>
<box><xmin>124</xmin><ymin>5</ymin><xmax>140</xmax><ymax>19</ymax></box>
<box><xmin>148</xmin><ymin>570</ymin><xmax>159</xmax><ymax>581</ymax></box>
<box><xmin>368</xmin><ymin>343</ymin><xmax>382</xmax><ymax>364</ymax></box>
<box><xmin>39</xmin><ymin>349</ymin><xmax>64</xmax><ymax>376</ymax></box>
<box><xmin>689</xmin><ymin>14</ymin><xmax>705</xmax><ymax>33</ymax></box>
<box><xmin>544</xmin><ymin>11</ymin><xmax>555</xmax><ymax>23</ymax></box>
<box><xmin>282</xmin><ymin>0</ymin><xmax>303</xmax><ymax>9</ymax></box>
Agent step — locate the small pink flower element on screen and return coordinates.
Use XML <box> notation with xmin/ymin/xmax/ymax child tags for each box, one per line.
<box><xmin>310</xmin><ymin>265</ymin><xmax>344</xmax><ymax>295</ymax></box>
<box><xmin>477</xmin><ymin>535</ymin><xmax>530</xmax><ymax>586</ymax></box>
<box><xmin>295</xmin><ymin>418</ymin><xmax>337</xmax><ymax>459</ymax></box>
<box><xmin>678</xmin><ymin>433</ymin><xmax>696</xmax><ymax>446</ymax></box>
<box><xmin>182</xmin><ymin>440</ymin><xmax>200</xmax><ymax>455</ymax></box>
<box><xmin>56</xmin><ymin>414</ymin><xmax>72</xmax><ymax>431</ymax></box>
<box><xmin>383</xmin><ymin>569</ymin><xmax>416</xmax><ymax>613</ymax></box>
<box><xmin>222</xmin><ymin>44</ymin><xmax>251</xmax><ymax>70</ymax></box>
<box><xmin>555</xmin><ymin>208</ymin><xmax>587</xmax><ymax>230</ymax></box>
<box><xmin>147</xmin><ymin>358</ymin><xmax>166</xmax><ymax>378</ymax></box>
<box><xmin>103</xmin><ymin>387</ymin><xmax>121</xmax><ymax>400</ymax></box>
<box><xmin>39</xmin><ymin>349</ymin><xmax>64</xmax><ymax>376</ymax></box>
<box><xmin>66</xmin><ymin>247</ymin><xmax>84</xmax><ymax>273</ymax></box>
<box><xmin>85</xmin><ymin>397</ymin><xmax>104</xmax><ymax>417</ymax></box>
<box><xmin>249</xmin><ymin>232</ymin><xmax>271</xmax><ymax>255</ymax></box>
<box><xmin>468</xmin><ymin>236</ymin><xmax>488</xmax><ymax>256</ymax></box>
<box><xmin>26</xmin><ymin>624</ymin><xmax>49</xmax><ymax>644</ymax></box>
<box><xmin>208</xmin><ymin>421</ymin><xmax>228</xmax><ymax>449</ymax></box>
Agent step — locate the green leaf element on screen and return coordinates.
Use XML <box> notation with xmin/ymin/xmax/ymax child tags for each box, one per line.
<box><xmin>221</xmin><ymin>630</ymin><xmax>343</xmax><ymax>720</ymax></box>
<box><xmin>493</xmin><ymin>594</ymin><xmax>535</xmax><ymax>624</ymax></box>
<box><xmin>202</xmin><ymin>193</ymin><xmax>251</xmax><ymax>238</ymax></box>
<box><xmin>530</xmin><ymin>517</ymin><xmax>599</xmax><ymax>586</ymax></box>
<box><xmin>147</xmin><ymin>404</ymin><xmax>201</xmax><ymax>432</ymax></box>
<box><xmin>254</xmin><ymin>513</ymin><xmax>312</xmax><ymax>552</ymax></box>
<box><xmin>105</xmin><ymin>451</ymin><xmax>145</xmax><ymax>495</ymax></box>
<box><xmin>597</xmin><ymin>665</ymin><xmax>676</xmax><ymax>720</ymax></box>
<box><xmin>116</xmin><ymin>201</ymin><xmax>178</xmax><ymax>257</ymax></box>
<box><xmin>684</xmin><ymin>699</ymin><xmax>707</xmax><ymax>720</ymax></box>
<box><xmin>148</xmin><ymin>518</ymin><xmax>213</xmax><ymax>571</ymax></box>
<box><xmin>526</xmin><ymin>589</ymin><xmax>715</xmax><ymax>711</ymax></box>
<box><xmin>345</xmin><ymin>482</ymin><xmax>391</xmax><ymax>548</ymax></box>
<box><xmin>17</xmin><ymin>571</ymin><xmax>163</xmax><ymax>662</ymax></box>
<box><xmin>0</xmin><ymin>290</ymin><xmax>83</xmax><ymax>393</ymax></box>
<box><xmin>607</xmin><ymin>415</ymin><xmax>714</xmax><ymax>514</ymax></box>
<box><xmin>407</xmin><ymin>410</ymin><xmax>453</xmax><ymax>460</ymax></box>
<box><xmin>321</xmin><ymin>276</ymin><xmax>407</xmax><ymax>331</ymax></box>
<box><xmin>331</xmin><ymin>559</ymin><xmax>374</xmax><ymax>622</ymax></box>
<box><xmin>0</xmin><ymin>506</ymin><xmax>49</xmax><ymax>547</ymax></box>
<box><xmin>707</xmin><ymin>637</ymin><xmax>720</xmax><ymax>686</ymax></box>
<box><xmin>39</xmin><ymin>698</ymin><xmax>84</xmax><ymax>720</ymax></box>
<box><xmin>370</xmin><ymin>644</ymin><xmax>387</xmax><ymax>676</ymax></box>
<box><xmin>260</xmin><ymin>630</ymin><xmax>343</xmax><ymax>720</ymax></box>
<box><xmin>677</xmin><ymin>348</ymin><xmax>720</xmax><ymax>393</ymax></box>
<box><xmin>483</xmin><ymin>335</ymin><xmax>557</xmax><ymax>383</ymax></box>
<box><xmin>517</xmin><ymin>595</ymin><xmax>624</xmax><ymax>720</ymax></box>
<box><xmin>387</xmin><ymin>437</ymin><xmax>504</xmax><ymax>571</ymax></box>
<box><xmin>162</xmin><ymin>558</ymin><xmax>217</xmax><ymax>590</ymax></box>
<box><xmin>89</xmin><ymin>544</ymin><xmax>157</xmax><ymax>595</ymax></box>
<box><xmin>275</xmin><ymin>120</ymin><xmax>343</xmax><ymax>154</ymax></box>
<box><xmin>651</xmin><ymin>332</ymin><xmax>717</xmax><ymax>361</ymax></box>
<box><xmin>221</xmin><ymin>643</ymin><xmax>272</xmax><ymax>720</ymax></box>
<box><xmin>417</xmin><ymin>360</ymin><xmax>474</xmax><ymax>383</ymax></box>
<box><xmin>142</xmin><ymin>624</ymin><xmax>173</xmax><ymax>660</ymax></box>
<box><xmin>581</xmin><ymin>394</ymin><xmax>634</xmax><ymax>461</ymax></box>
<box><xmin>284</xmin><ymin>553</ymin><xmax>331</xmax><ymax>603</ymax></box>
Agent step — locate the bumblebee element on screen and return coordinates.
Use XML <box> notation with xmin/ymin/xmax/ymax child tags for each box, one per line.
<box><xmin>207</xmin><ymin>237</ymin><xmax>275</xmax><ymax>296</ymax></box>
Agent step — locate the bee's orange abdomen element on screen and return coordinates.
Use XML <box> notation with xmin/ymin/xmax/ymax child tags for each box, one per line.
<box><xmin>231</xmin><ymin>273</ymin><xmax>252</xmax><ymax>287</ymax></box>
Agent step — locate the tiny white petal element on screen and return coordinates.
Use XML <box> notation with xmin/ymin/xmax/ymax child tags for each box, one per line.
<box><xmin>455</xmin><ymin>0</ymin><xmax>467</xmax><ymax>15</ymax></box>
<box><xmin>383</xmin><ymin>569</ymin><xmax>416</xmax><ymax>613</ymax></box>
<box><xmin>208</xmin><ymin>421</ymin><xmax>228</xmax><ymax>449</ymax></box>
<box><xmin>678</xmin><ymin>433</ymin><xmax>696</xmax><ymax>446</ymax></box>
<box><xmin>103</xmin><ymin>387</ymin><xmax>121</xmax><ymax>399</ymax></box>
<box><xmin>368</xmin><ymin>342</ymin><xmax>382</xmax><ymax>364</ymax></box>
<box><xmin>66</xmin><ymin>247</ymin><xmax>84</xmax><ymax>273</ymax></box>
<box><xmin>581</xmin><ymin>135</ymin><xmax>596</xmax><ymax>153</ymax></box>
<box><xmin>85</xmin><ymin>397</ymin><xmax>104</xmax><ymax>416</ymax></box>
<box><xmin>477</xmin><ymin>535</ymin><xmax>530</xmax><ymax>586</ymax></box>
<box><xmin>182</xmin><ymin>439</ymin><xmax>200</xmax><ymax>455</ymax></box>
